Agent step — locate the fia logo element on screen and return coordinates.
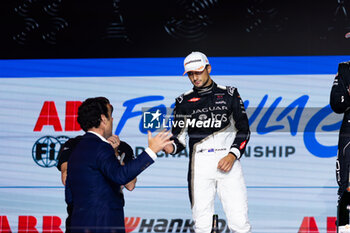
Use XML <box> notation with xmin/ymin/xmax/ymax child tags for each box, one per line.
<box><xmin>143</xmin><ymin>109</ymin><xmax>162</xmax><ymax>130</ymax></box>
<box><xmin>32</xmin><ymin>135</ymin><xmax>69</xmax><ymax>168</ymax></box>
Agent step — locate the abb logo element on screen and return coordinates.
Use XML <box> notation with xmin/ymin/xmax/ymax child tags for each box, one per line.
<box><xmin>0</xmin><ymin>215</ymin><xmax>337</xmax><ymax>232</ymax></box>
<box><xmin>298</xmin><ymin>216</ymin><xmax>336</xmax><ymax>233</ymax></box>
<box><xmin>33</xmin><ymin>101</ymin><xmax>82</xmax><ymax>132</ymax></box>
<box><xmin>0</xmin><ymin>216</ymin><xmax>62</xmax><ymax>233</ymax></box>
<box><xmin>0</xmin><ymin>216</ymin><xmax>140</xmax><ymax>233</ymax></box>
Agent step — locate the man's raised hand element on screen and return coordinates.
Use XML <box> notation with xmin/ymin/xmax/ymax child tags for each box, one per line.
<box><xmin>148</xmin><ymin>130</ymin><xmax>173</xmax><ymax>153</ymax></box>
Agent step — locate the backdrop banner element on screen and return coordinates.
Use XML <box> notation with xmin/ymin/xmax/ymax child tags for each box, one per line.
<box><xmin>0</xmin><ymin>56</ymin><xmax>344</xmax><ymax>232</ymax></box>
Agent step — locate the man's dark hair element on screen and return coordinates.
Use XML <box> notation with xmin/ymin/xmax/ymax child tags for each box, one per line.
<box><xmin>77</xmin><ymin>97</ymin><xmax>113</xmax><ymax>132</ymax></box>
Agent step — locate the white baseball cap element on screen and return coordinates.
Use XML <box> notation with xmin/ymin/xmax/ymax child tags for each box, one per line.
<box><xmin>183</xmin><ymin>52</ymin><xmax>210</xmax><ymax>76</ymax></box>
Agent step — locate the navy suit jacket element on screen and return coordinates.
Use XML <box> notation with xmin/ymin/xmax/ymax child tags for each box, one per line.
<box><xmin>66</xmin><ymin>132</ymin><xmax>154</xmax><ymax>233</ymax></box>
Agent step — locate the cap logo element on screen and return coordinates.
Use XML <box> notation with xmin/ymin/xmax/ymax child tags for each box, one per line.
<box><xmin>195</xmin><ymin>66</ymin><xmax>204</xmax><ymax>71</ymax></box>
<box><xmin>185</xmin><ymin>59</ymin><xmax>202</xmax><ymax>66</ymax></box>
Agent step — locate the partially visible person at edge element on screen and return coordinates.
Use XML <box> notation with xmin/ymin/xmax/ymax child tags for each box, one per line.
<box><xmin>163</xmin><ymin>52</ymin><xmax>251</xmax><ymax>233</ymax></box>
<box><xmin>330</xmin><ymin>62</ymin><xmax>350</xmax><ymax>228</ymax></box>
<box><xmin>57</xmin><ymin>135</ymin><xmax>136</xmax><ymax>233</ymax></box>
<box><xmin>65</xmin><ymin>97</ymin><xmax>172</xmax><ymax>233</ymax></box>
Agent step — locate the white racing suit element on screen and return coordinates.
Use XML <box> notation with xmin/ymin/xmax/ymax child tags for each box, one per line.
<box><xmin>171</xmin><ymin>82</ymin><xmax>251</xmax><ymax>233</ymax></box>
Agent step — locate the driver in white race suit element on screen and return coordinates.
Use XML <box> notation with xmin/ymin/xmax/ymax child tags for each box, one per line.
<box><xmin>164</xmin><ymin>52</ymin><xmax>251</xmax><ymax>233</ymax></box>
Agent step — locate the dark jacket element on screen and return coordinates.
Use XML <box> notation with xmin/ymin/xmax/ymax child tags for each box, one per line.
<box><xmin>67</xmin><ymin>132</ymin><xmax>154</xmax><ymax>233</ymax></box>
<box><xmin>330</xmin><ymin>62</ymin><xmax>350</xmax><ymax>196</ymax></box>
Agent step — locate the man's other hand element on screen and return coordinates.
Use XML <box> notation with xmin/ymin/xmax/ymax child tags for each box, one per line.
<box><xmin>148</xmin><ymin>130</ymin><xmax>173</xmax><ymax>153</ymax></box>
<box><xmin>124</xmin><ymin>178</ymin><xmax>137</xmax><ymax>191</ymax></box>
<box><xmin>163</xmin><ymin>143</ymin><xmax>174</xmax><ymax>154</ymax></box>
<box><xmin>107</xmin><ymin>135</ymin><xmax>120</xmax><ymax>150</ymax></box>
<box><xmin>60</xmin><ymin>162</ymin><xmax>68</xmax><ymax>186</ymax></box>
<box><xmin>217</xmin><ymin>153</ymin><xmax>237</xmax><ymax>172</ymax></box>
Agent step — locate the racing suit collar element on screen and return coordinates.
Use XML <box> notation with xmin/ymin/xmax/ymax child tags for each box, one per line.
<box><xmin>193</xmin><ymin>81</ymin><xmax>216</xmax><ymax>96</ymax></box>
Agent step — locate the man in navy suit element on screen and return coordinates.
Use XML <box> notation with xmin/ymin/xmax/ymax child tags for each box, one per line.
<box><xmin>57</xmin><ymin>135</ymin><xmax>136</xmax><ymax>233</ymax></box>
<box><xmin>67</xmin><ymin>97</ymin><xmax>172</xmax><ymax>233</ymax></box>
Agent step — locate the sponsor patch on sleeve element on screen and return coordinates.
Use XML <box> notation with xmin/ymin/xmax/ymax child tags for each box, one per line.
<box><xmin>239</xmin><ymin>140</ymin><xmax>247</xmax><ymax>150</ymax></box>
